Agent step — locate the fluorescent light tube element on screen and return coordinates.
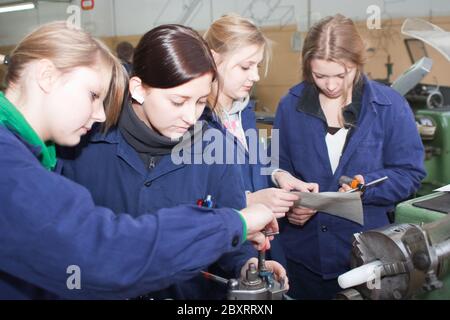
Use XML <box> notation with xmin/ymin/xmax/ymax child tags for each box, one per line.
<box><xmin>0</xmin><ymin>2</ymin><xmax>35</xmax><ymax>14</ymax></box>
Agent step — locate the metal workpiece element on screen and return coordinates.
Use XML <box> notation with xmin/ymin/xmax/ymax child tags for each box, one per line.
<box><xmin>203</xmin><ymin>248</ymin><xmax>288</xmax><ymax>300</ymax></box>
<box><xmin>227</xmin><ymin>248</ymin><xmax>288</xmax><ymax>300</ymax></box>
<box><xmin>337</xmin><ymin>215</ymin><xmax>450</xmax><ymax>299</ymax></box>
<box><xmin>434</xmin><ymin>238</ymin><xmax>450</xmax><ymax>279</ymax></box>
<box><xmin>227</xmin><ymin>261</ymin><xmax>287</xmax><ymax>300</ymax></box>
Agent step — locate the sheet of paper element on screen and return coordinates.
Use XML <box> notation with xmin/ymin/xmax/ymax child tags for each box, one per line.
<box><xmin>291</xmin><ymin>191</ymin><xmax>364</xmax><ymax>225</ymax></box>
<box><xmin>434</xmin><ymin>184</ymin><xmax>450</xmax><ymax>192</ymax></box>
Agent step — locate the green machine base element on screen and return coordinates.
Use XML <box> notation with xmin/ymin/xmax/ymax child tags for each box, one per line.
<box><xmin>416</xmin><ymin>108</ymin><xmax>450</xmax><ymax>196</ymax></box>
<box><xmin>396</xmin><ymin>192</ymin><xmax>450</xmax><ymax>299</ymax></box>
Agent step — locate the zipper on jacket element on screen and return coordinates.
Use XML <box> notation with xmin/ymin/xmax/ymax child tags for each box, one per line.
<box><xmin>149</xmin><ymin>157</ymin><xmax>156</xmax><ymax>169</ymax></box>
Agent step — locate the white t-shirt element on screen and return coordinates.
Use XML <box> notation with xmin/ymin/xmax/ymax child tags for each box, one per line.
<box><xmin>325</xmin><ymin>128</ymin><xmax>349</xmax><ymax>174</ymax></box>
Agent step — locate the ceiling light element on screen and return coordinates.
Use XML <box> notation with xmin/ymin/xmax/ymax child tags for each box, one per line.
<box><xmin>0</xmin><ymin>2</ymin><xmax>36</xmax><ymax>14</ymax></box>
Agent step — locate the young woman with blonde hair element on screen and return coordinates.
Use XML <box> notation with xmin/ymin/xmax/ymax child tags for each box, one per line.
<box><xmin>202</xmin><ymin>14</ymin><xmax>317</xmax><ymax>269</ymax></box>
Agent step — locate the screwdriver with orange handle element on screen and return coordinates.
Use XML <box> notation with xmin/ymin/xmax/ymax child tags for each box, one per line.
<box><xmin>339</xmin><ymin>176</ymin><xmax>389</xmax><ymax>193</ymax></box>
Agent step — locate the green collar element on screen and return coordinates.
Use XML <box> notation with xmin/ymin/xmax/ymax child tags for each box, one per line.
<box><xmin>0</xmin><ymin>92</ymin><xmax>56</xmax><ymax>170</ymax></box>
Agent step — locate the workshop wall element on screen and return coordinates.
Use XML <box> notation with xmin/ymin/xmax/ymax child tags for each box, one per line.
<box><xmin>1</xmin><ymin>15</ymin><xmax>450</xmax><ymax>112</ymax></box>
<box><xmin>255</xmin><ymin>16</ymin><xmax>450</xmax><ymax>113</ymax></box>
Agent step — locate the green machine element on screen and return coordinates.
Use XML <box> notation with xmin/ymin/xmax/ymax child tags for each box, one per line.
<box><xmin>398</xmin><ymin>18</ymin><xmax>450</xmax><ymax>195</ymax></box>
<box><xmin>415</xmin><ymin>107</ymin><xmax>450</xmax><ymax>196</ymax></box>
<box><xmin>395</xmin><ymin>18</ymin><xmax>450</xmax><ymax>299</ymax></box>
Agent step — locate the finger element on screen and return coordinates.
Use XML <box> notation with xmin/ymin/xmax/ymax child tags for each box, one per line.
<box><xmin>296</xmin><ymin>213</ymin><xmax>315</xmax><ymax>218</ymax></box>
<box><xmin>355</xmin><ymin>174</ymin><xmax>365</xmax><ymax>184</ymax></box>
<box><xmin>292</xmin><ymin>207</ymin><xmax>316</xmax><ymax>215</ymax></box>
<box><xmin>296</xmin><ymin>218</ymin><xmax>310</xmax><ymax>226</ymax></box>
<box><xmin>277</xmin><ymin>191</ymin><xmax>300</xmax><ymax>201</ymax></box>
<box><xmin>275</xmin><ymin>179</ymin><xmax>293</xmax><ymax>192</ymax></box>
<box><xmin>295</xmin><ymin>184</ymin><xmax>312</xmax><ymax>193</ymax></box>
<box><xmin>293</xmin><ymin>205</ymin><xmax>312</xmax><ymax>211</ymax></box>
<box><xmin>265</xmin><ymin>238</ymin><xmax>271</xmax><ymax>250</ymax></box>
<box><xmin>296</xmin><ymin>182</ymin><xmax>319</xmax><ymax>193</ymax></box>
<box><xmin>292</xmin><ymin>213</ymin><xmax>314</xmax><ymax>222</ymax></box>
<box><xmin>309</xmin><ymin>183</ymin><xmax>320</xmax><ymax>193</ymax></box>
<box><xmin>288</xmin><ymin>216</ymin><xmax>306</xmax><ymax>225</ymax></box>
<box><xmin>341</xmin><ymin>184</ymin><xmax>352</xmax><ymax>192</ymax></box>
<box><xmin>280</xmin><ymin>184</ymin><xmax>293</xmax><ymax>192</ymax></box>
<box><xmin>282</xmin><ymin>276</ymin><xmax>290</xmax><ymax>290</ymax></box>
<box><xmin>266</xmin><ymin>261</ymin><xmax>287</xmax><ymax>280</ymax></box>
<box><xmin>299</xmin><ymin>216</ymin><xmax>311</xmax><ymax>224</ymax></box>
<box><xmin>270</xmin><ymin>198</ymin><xmax>295</xmax><ymax>208</ymax></box>
<box><xmin>296</xmin><ymin>209</ymin><xmax>316</xmax><ymax>215</ymax></box>
<box><xmin>274</xmin><ymin>212</ymin><xmax>286</xmax><ymax>219</ymax></box>
<box><xmin>249</xmin><ymin>232</ymin><xmax>266</xmax><ymax>250</ymax></box>
<box><xmin>290</xmin><ymin>216</ymin><xmax>313</xmax><ymax>224</ymax></box>
<box><xmin>265</xmin><ymin>217</ymin><xmax>279</xmax><ymax>233</ymax></box>
<box><xmin>273</xmin><ymin>206</ymin><xmax>291</xmax><ymax>213</ymax></box>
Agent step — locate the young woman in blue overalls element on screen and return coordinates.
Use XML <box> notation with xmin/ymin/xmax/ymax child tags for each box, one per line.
<box><xmin>59</xmin><ymin>24</ymin><xmax>287</xmax><ymax>299</ymax></box>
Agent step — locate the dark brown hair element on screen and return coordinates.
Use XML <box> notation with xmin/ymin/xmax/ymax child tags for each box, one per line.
<box><xmin>133</xmin><ymin>24</ymin><xmax>218</xmax><ymax>89</ymax></box>
<box><xmin>116</xmin><ymin>41</ymin><xmax>134</xmax><ymax>62</ymax></box>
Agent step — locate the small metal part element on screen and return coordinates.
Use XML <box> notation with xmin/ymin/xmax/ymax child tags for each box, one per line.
<box><xmin>262</xmin><ymin>231</ymin><xmax>279</xmax><ymax>237</ymax></box>
<box><xmin>201</xmin><ymin>271</ymin><xmax>228</xmax><ymax>285</ymax></box>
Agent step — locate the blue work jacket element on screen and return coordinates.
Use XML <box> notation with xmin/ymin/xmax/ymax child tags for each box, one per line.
<box><xmin>202</xmin><ymin>105</ymin><xmax>287</xmax><ymax>266</ymax></box>
<box><xmin>0</xmin><ymin>125</ymin><xmax>246</xmax><ymax>300</ymax></box>
<box><xmin>60</xmin><ymin>125</ymin><xmax>255</xmax><ymax>299</ymax></box>
<box><xmin>273</xmin><ymin>78</ymin><xmax>426</xmax><ymax>278</ymax></box>
<box><xmin>203</xmin><ymin>102</ymin><xmax>270</xmax><ymax>193</ymax></box>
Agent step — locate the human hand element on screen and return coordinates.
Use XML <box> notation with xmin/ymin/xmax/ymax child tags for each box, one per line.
<box><xmin>246</xmin><ymin>188</ymin><xmax>299</xmax><ymax>218</ymax></box>
<box><xmin>239</xmin><ymin>204</ymin><xmax>278</xmax><ymax>250</ymax></box>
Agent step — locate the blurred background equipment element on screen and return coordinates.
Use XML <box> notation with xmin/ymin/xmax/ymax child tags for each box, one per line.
<box><xmin>396</xmin><ymin>18</ymin><xmax>450</xmax><ymax>196</ymax></box>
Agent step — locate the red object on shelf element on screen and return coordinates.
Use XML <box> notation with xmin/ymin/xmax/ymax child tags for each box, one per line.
<box><xmin>81</xmin><ymin>0</ymin><xmax>94</xmax><ymax>10</ymax></box>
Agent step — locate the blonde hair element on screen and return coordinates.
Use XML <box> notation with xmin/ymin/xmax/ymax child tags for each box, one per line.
<box><xmin>5</xmin><ymin>21</ymin><xmax>127</xmax><ymax>131</ymax></box>
<box><xmin>203</xmin><ymin>14</ymin><xmax>272</xmax><ymax>117</ymax></box>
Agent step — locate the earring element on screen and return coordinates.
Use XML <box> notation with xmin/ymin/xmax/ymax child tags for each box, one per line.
<box><xmin>131</xmin><ymin>92</ymin><xmax>144</xmax><ymax>105</ymax></box>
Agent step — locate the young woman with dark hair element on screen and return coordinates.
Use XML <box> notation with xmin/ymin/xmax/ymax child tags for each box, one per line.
<box><xmin>59</xmin><ymin>24</ymin><xmax>287</xmax><ymax>300</ymax></box>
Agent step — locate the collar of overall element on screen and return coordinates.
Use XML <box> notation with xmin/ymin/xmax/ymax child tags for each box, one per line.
<box><xmin>0</xmin><ymin>92</ymin><xmax>56</xmax><ymax>170</ymax></box>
